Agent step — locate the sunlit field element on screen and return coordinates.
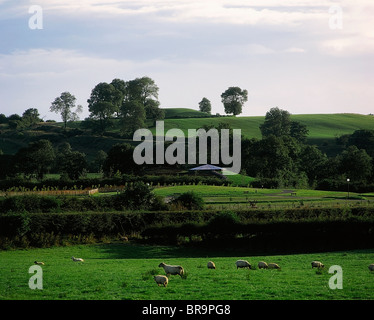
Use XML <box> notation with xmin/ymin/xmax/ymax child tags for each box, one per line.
<box><xmin>1</xmin><ymin>243</ymin><xmax>373</xmax><ymax>300</ymax></box>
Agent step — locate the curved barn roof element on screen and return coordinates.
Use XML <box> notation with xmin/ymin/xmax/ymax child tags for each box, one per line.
<box><xmin>189</xmin><ymin>164</ymin><xmax>223</xmax><ymax>171</ymax></box>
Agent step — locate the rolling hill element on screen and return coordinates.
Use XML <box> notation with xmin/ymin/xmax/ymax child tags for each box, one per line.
<box><xmin>0</xmin><ymin>108</ymin><xmax>373</xmax><ymax>160</ymax></box>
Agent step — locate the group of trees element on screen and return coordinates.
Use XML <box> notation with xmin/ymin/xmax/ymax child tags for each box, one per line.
<box><xmin>198</xmin><ymin>86</ymin><xmax>248</xmax><ymax>116</ymax></box>
<box><xmin>242</xmin><ymin>107</ymin><xmax>374</xmax><ymax>189</ymax></box>
<box><xmin>49</xmin><ymin>76</ymin><xmax>164</xmax><ymax>135</ymax></box>
<box><xmin>85</xmin><ymin>77</ymin><xmax>164</xmax><ymax>135</ymax></box>
<box><xmin>0</xmin><ymin>108</ymin><xmax>45</xmax><ymax>130</ymax></box>
<box><xmin>3</xmin><ymin>78</ymin><xmax>249</xmax><ymax>139</ymax></box>
<box><xmin>0</xmin><ymin>140</ymin><xmax>107</xmax><ymax>181</ymax></box>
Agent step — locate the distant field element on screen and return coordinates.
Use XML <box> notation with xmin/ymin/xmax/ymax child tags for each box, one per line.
<box><xmin>148</xmin><ymin>112</ymin><xmax>374</xmax><ymax>141</ymax></box>
<box><xmin>153</xmin><ymin>185</ymin><xmax>369</xmax><ymax>209</ymax></box>
<box><xmin>1</xmin><ymin>243</ymin><xmax>373</xmax><ymax>300</ymax></box>
<box><xmin>163</xmin><ymin>108</ymin><xmax>211</xmax><ymax>119</ymax></box>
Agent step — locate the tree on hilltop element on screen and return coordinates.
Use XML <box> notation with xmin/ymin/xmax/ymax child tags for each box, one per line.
<box><xmin>50</xmin><ymin>92</ymin><xmax>82</xmax><ymax>129</ymax></box>
<box><xmin>199</xmin><ymin>97</ymin><xmax>212</xmax><ymax>114</ymax></box>
<box><xmin>221</xmin><ymin>87</ymin><xmax>248</xmax><ymax>116</ymax></box>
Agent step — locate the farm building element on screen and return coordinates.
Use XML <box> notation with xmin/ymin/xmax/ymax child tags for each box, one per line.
<box><xmin>189</xmin><ymin>164</ymin><xmax>227</xmax><ymax>179</ymax></box>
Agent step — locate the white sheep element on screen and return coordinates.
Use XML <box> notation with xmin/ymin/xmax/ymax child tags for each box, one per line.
<box><xmin>235</xmin><ymin>260</ymin><xmax>251</xmax><ymax>269</ymax></box>
<box><xmin>120</xmin><ymin>235</ymin><xmax>128</xmax><ymax>242</ymax></box>
<box><xmin>258</xmin><ymin>261</ymin><xmax>268</xmax><ymax>269</ymax></box>
<box><xmin>368</xmin><ymin>264</ymin><xmax>374</xmax><ymax>272</ymax></box>
<box><xmin>311</xmin><ymin>261</ymin><xmax>324</xmax><ymax>268</ymax></box>
<box><xmin>72</xmin><ymin>256</ymin><xmax>84</xmax><ymax>262</ymax></box>
<box><xmin>34</xmin><ymin>261</ymin><xmax>45</xmax><ymax>265</ymax></box>
<box><xmin>268</xmin><ymin>263</ymin><xmax>281</xmax><ymax>269</ymax></box>
<box><xmin>154</xmin><ymin>275</ymin><xmax>169</xmax><ymax>287</ymax></box>
<box><xmin>158</xmin><ymin>262</ymin><xmax>184</xmax><ymax>277</ymax></box>
<box><xmin>207</xmin><ymin>261</ymin><xmax>216</xmax><ymax>269</ymax></box>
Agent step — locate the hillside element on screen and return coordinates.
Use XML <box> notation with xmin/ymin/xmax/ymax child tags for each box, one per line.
<box><xmin>151</xmin><ymin>111</ymin><xmax>374</xmax><ymax>156</ymax></box>
<box><xmin>163</xmin><ymin>108</ymin><xmax>211</xmax><ymax>119</ymax></box>
<box><xmin>157</xmin><ymin>111</ymin><xmax>374</xmax><ymax>139</ymax></box>
<box><xmin>0</xmin><ymin>109</ymin><xmax>373</xmax><ymax>160</ymax></box>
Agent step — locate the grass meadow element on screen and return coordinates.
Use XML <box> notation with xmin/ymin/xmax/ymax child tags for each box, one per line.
<box><xmin>1</xmin><ymin>243</ymin><xmax>373</xmax><ymax>300</ymax></box>
<box><xmin>152</xmin><ymin>185</ymin><xmax>371</xmax><ymax>209</ymax></box>
<box><xmin>147</xmin><ymin>112</ymin><xmax>374</xmax><ymax>140</ymax></box>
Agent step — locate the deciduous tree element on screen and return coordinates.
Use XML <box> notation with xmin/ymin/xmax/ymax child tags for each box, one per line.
<box><xmin>221</xmin><ymin>87</ymin><xmax>248</xmax><ymax>116</ymax></box>
<box><xmin>198</xmin><ymin>97</ymin><xmax>212</xmax><ymax>114</ymax></box>
<box><xmin>50</xmin><ymin>92</ymin><xmax>82</xmax><ymax>129</ymax></box>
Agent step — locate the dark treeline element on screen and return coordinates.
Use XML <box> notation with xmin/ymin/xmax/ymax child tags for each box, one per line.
<box><xmin>1</xmin><ymin>107</ymin><xmax>374</xmax><ymax>192</ymax></box>
<box><xmin>1</xmin><ymin>207</ymin><xmax>374</xmax><ymax>252</ymax></box>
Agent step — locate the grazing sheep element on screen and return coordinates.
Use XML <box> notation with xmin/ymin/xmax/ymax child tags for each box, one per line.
<box><xmin>72</xmin><ymin>256</ymin><xmax>84</xmax><ymax>262</ymax></box>
<box><xmin>268</xmin><ymin>263</ymin><xmax>281</xmax><ymax>269</ymax></box>
<box><xmin>235</xmin><ymin>260</ymin><xmax>251</xmax><ymax>269</ymax></box>
<box><xmin>311</xmin><ymin>261</ymin><xmax>324</xmax><ymax>268</ymax></box>
<box><xmin>207</xmin><ymin>261</ymin><xmax>216</xmax><ymax>269</ymax></box>
<box><xmin>368</xmin><ymin>264</ymin><xmax>374</xmax><ymax>272</ymax></box>
<box><xmin>154</xmin><ymin>275</ymin><xmax>168</xmax><ymax>287</ymax></box>
<box><xmin>120</xmin><ymin>235</ymin><xmax>128</xmax><ymax>242</ymax></box>
<box><xmin>34</xmin><ymin>261</ymin><xmax>45</xmax><ymax>265</ymax></box>
<box><xmin>258</xmin><ymin>261</ymin><xmax>268</xmax><ymax>269</ymax></box>
<box><xmin>158</xmin><ymin>262</ymin><xmax>184</xmax><ymax>277</ymax></box>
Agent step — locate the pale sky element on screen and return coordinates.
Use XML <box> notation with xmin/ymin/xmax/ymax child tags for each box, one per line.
<box><xmin>0</xmin><ymin>0</ymin><xmax>373</xmax><ymax>121</ymax></box>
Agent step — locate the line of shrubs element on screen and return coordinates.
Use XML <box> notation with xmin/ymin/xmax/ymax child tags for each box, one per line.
<box><xmin>0</xmin><ymin>184</ymin><xmax>168</xmax><ymax>214</ymax></box>
<box><xmin>0</xmin><ymin>175</ymin><xmax>228</xmax><ymax>192</ymax></box>
<box><xmin>1</xmin><ymin>206</ymin><xmax>374</xmax><ymax>251</ymax></box>
<box><xmin>142</xmin><ymin>217</ymin><xmax>374</xmax><ymax>253</ymax></box>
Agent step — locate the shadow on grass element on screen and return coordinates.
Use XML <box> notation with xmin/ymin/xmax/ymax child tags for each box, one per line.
<box><xmin>93</xmin><ymin>241</ymin><xmax>261</xmax><ymax>260</ymax></box>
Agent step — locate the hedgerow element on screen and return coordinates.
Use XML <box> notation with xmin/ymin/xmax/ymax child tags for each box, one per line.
<box><xmin>1</xmin><ymin>206</ymin><xmax>374</xmax><ymax>251</ymax></box>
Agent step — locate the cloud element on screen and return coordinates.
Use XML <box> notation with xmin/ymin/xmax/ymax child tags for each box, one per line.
<box><xmin>0</xmin><ymin>1</ymin><xmax>373</xmax><ymax>121</ymax></box>
<box><xmin>1</xmin><ymin>46</ymin><xmax>372</xmax><ymax>122</ymax></box>
<box><xmin>284</xmin><ymin>47</ymin><xmax>306</xmax><ymax>53</ymax></box>
<box><xmin>0</xmin><ymin>48</ymin><xmax>163</xmax><ymax>119</ymax></box>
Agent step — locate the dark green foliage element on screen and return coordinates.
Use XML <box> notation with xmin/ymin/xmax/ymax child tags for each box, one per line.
<box><xmin>0</xmin><ymin>154</ymin><xmax>16</xmax><ymax>179</ymax></box>
<box><xmin>346</xmin><ymin>130</ymin><xmax>374</xmax><ymax>157</ymax></box>
<box><xmin>198</xmin><ymin>97</ymin><xmax>212</xmax><ymax>114</ymax></box>
<box><xmin>0</xmin><ymin>175</ymin><xmax>227</xmax><ymax>192</ymax></box>
<box><xmin>102</xmin><ymin>143</ymin><xmax>137</xmax><ymax>177</ymax></box>
<box><xmin>260</xmin><ymin>107</ymin><xmax>292</xmax><ymax>138</ymax></box>
<box><xmin>0</xmin><ymin>195</ymin><xmax>60</xmax><ymax>213</ymax></box>
<box><xmin>221</xmin><ymin>86</ymin><xmax>248</xmax><ymax>116</ymax></box>
<box><xmin>169</xmin><ymin>191</ymin><xmax>205</xmax><ymax>210</ymax></box>
<box><xmin>114</xmin><ymin>181</ymin><xmax>162</xmax><ymax>211</ymax></box>
<box><xmin>50</xmin><ymin>92</ymin><xmax>82</xmax><ymax>129</ymax></box>
<box><xmin>15</xmin><ymin>139</ymin><xmax>56</xmax><ymax>180</ymax></box>
<box><xmin>1</xmin><ymin>207</ymin><xmax>374</xmax><ymax>251</ymax></box>
<box><xmin>337</xmin><ymin>145</ymin><xmax>372</xmax><ymax>182</ymax></box>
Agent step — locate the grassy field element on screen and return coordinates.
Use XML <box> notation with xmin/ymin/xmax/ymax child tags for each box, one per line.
<box><xmin>152</xmin><ymin>185</ymin><xmax>369</xmax><ymax>209</ymax></box>
<box><xmin>163</xmin><ymin>108</ymin><xmax>211</xmax><ymax>119</ymax></box>
<box><xmin>1</xmin><ymin>243</ymin><xmax>373</xmax><ymax>300</ymax></box>
<box><xmin>148</xmin><ymin>112</ymin><xmax>374</xmax><ymax>140</ymax></box>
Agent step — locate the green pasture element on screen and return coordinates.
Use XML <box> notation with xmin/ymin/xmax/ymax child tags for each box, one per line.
<box><xmin>152</xmin><ymin>185</ymin><xmax>367</xmax><ymax>209</ymax></box>
<box><xmin>147</xmin><ymin>112</ymin><xmax>374</xmax><ymax>141</ymax></box>
<box><xmin>1</xmin><ymin>243</ymin><xmax>373</xmax><ymax>300</ymax></box>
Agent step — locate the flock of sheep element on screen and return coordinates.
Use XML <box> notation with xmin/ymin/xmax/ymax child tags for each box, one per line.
<box><xmin>33</xmin><ymin>257</ymin><xmax>374</xmax><ymax>288</ymax></box>
<box><xmin>154</xmin><ymin>260</ymin><xmax>281</xmax><ymax>286</ymax></box>
<box><xmin>154</xmin><ymin>260</ymin><xmax>374</xmax><ymax>287</ymax></box>
<box><xmin>153</xmin><ymin>259</ymin><xmax>324</xmax><ymax>287</ymax></box>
